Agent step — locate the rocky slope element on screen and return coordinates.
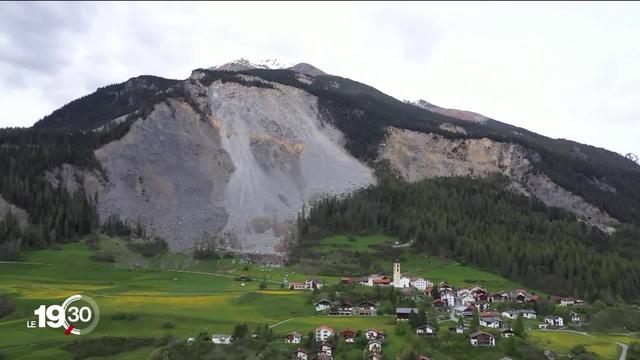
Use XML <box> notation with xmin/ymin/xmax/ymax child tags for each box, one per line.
<box><xmin>380</xmin><ymin>127</ymin><xmax>618</xmax><ymax>232</ymax></box>
<box><xmin>0</xmin><ymin>195</ymin><xmax>28</xmax><ymax>225</ymax></box>
<box><xmin>24</xmin><ymin>60</ymin><xmax>640</xmax><ymax>254</ymax></box>
<box><xmin>49</xmin><ymin>73</ymin><xmax>374</xmax><ymax>253</ymax></box>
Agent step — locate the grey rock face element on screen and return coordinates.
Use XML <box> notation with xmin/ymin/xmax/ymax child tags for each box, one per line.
<box><xmin>0</xmin><ymin>194</ymin><xmax>28</xmax><ymax>225</ymax></box>
<box><xmin>49</xmin><ymin>79</ymin><xmax>374</xmax><ymax>254</ymax></box>
<box><xmin>381</xmin><ymin>127</ymin><xmax>618</xmax><ymax>232</ymax></box>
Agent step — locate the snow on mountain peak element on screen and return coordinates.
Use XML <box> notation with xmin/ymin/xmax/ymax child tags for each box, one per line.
<box><xmin>210</xmin><ymin>58</ymin><xmax>326</xmax><ymax>76</ymax></box>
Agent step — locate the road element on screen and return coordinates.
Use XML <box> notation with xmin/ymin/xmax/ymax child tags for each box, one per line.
<box><xmin>539</xmin><ymin>329</ymin><xmax>630</xmax><ymax>360</ymax></box>
<box><xmin>617</xmin><ymin>342</ymin><xmax>628</xmax><ymax>360</ymax></box>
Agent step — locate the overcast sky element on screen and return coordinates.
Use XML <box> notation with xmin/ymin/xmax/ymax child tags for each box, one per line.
<box><xmin>1</xmin><ymin>1</ymin><xmax>639</xmax><ymax>156</ymax></box>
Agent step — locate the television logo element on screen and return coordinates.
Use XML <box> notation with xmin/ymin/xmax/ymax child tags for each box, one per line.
<box><xmin>27</xmin><ymin>294</ymin><xmax>100</xmax><ymax>336</ymax></box>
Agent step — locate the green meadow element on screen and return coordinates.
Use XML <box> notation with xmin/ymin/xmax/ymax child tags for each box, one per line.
<box><xmin>0</xmin><ymin>234</ymin><xmax>632</xmax><ymax>359</ymax></box>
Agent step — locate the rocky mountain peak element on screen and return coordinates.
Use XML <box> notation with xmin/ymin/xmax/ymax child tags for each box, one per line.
<box><xmin>210</xmin><ymin>58</ymin><xmax>326</xmax><ymax>77</ymax></box>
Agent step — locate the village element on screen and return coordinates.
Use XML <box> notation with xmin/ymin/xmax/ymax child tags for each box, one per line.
<box><xmin>202</xmin><ymin>262</ymin><xmax>587</xmax><ymax>360</ymax></box>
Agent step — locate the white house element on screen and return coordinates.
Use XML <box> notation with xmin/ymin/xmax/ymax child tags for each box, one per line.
<box><xmin>211</xmin><ymin>334</ymin><xmax>233</xmax><ymax>344</ymax></box>
<box><xmin>570</xmin><ymin>311</ymin><xmax>584</xmax><ymax>325</ymax></box>
<box><xmin>365</xmin><ymin>328</ymin><xmax>382</xmax><ymax>341</ymax></box>
<box><xmin>480</xmin><ymin>316</ymin><xmax>502</xmax><ymax>328</ymax></box>
<box><xmin>284</xmin><ymin>332</ymin><xmax>302</xmax><ymax>344</ymax></box>
<box><xmin>502</xmin><ymin>309</ymin><xmax>518</xmax><ymax>320</ymax></box>
<box><xmin>318</xmin><ymin>342</ymin><xmax>332</xmax><ymax>356</ymax></box>
<box><xmin>559</xmin><ymin>297</ymin><xmax>576</xmax><ymax>306</ymax></box>
<box><xmin>448</xmin><ymin>325</ymin><xmax>465</xmax><ymax>334</ymax></box>
<box><xmin>315</xmin><ymin>325</ymin><xmax>335</xmax><ymax>341</ymax></box>
<box><xmin>314</xmin><ymin>299</ymin><xmax>331</xmax><ymax>312</ymax></box>
<box><xmin>398</xmin><ymin>276</ymin><xmax>411</xmax><ymax>288</ymax></box>
<box><xmin>499</xmin><ymin>328</ymin><xmax>515</xmax><ymax>338</ymax></box>
<box><xmin>305</xmin><ymin>279</ymin><xmax>324</xmax><ymax>290</ymax></box>
<box><xmin>544</xmin><ymin>315</ymin><xmax>564</xmax><ymax>327</ymax></box>
<box><xmin>368</xmin><ymin>340</ymin><xmax>383</xmax><ymax>352</ymax></box>
<box><xmin>440</xmin><ymin>291</ymin><xmax>456</xmax><ymax>307</ymax></box>
<box><xmin>519</xmin><ymin>309</ymin><xmax>537</xmax><ymax>319</ymax></box>
<box><xmin>292</xmin><ymin>348</ymin><xmax>308</xmax><ymax>360</ymax></box>
<box><xmin>416</xmin><ymin>323</ymin><xmax>437</xmax><ymax>336</ymax></box>
<box><xmin>410</xmin><ymin>278</ymin><xmax>431</xmax><ymax>291</ymax></box>
<box><xmin>469</xmin><ymin>331</ymin><xmax>496</xmax><ymax>347</ymax></box>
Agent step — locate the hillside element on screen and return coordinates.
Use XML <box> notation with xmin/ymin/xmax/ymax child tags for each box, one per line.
<box><xmin>0</xmin><ymin>60</ymin><xmax>639</xmax><ymax>260</ymax></box>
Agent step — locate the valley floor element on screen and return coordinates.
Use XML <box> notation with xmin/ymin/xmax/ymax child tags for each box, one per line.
<box><xmin>0</xmin><ymin>236</ymin><xmax>638</xmax><ymax>359</ymax></box>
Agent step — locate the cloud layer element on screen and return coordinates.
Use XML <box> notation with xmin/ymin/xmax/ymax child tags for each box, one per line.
<box><xmin>1</xmin><ymin>2</ymin><xmax>639</xmax><ymax>156</ymax></box>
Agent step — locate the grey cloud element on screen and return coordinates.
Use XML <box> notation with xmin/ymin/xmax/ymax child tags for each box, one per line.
<box><xmin>0</xmin><ymin>2</ymin><xmax>92</xmax><ymax>84</ymax></box>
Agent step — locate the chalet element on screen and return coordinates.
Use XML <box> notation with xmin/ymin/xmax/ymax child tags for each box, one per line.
<box><xmin>318</xmin><ymin>342</ymin><xmax>332</xmax><ymax>356</ymax></box>
<box><xmin>448</xmin><ymin>325</ymin><xmax>466</xmax><ymax>334</ymax></box>
<box><xmin>473</xmin><ymin>300</ymin><xmax>489</xmax><ymax>312</ymax></box>
<box><xmin>526</xmin><ymin>294</ymin><xmax>541</xmax><ymax>303</ymax></box>
<box><xmin>359</xmin><ymin>301</ymin><xmax>378</xmax><ymax>310</ymax></box>
<box><xmin>315</xmin><ymin>325</ymin><xmax>335</xmax><ymax>341</ymax></box>
<box><xmin>340</xmin><ymin>329</ymin><xmax>358</xmax><ymax>343</ymax></box>
<box><xmin>513</xmin><ymin>292</ymin><xmax>527</xmax><ymax>303</ymax></box>
<box><xmin>519</xmin><ymin>309</ymin><xmax>537</xmax><ymax>319</ymax></box>
<box><xmin>439</xmin><ymin>281</ymin><xmax>452</xmax><ymax>290</ymax></box>
<box><xmin>455</xmin><ymin>305</ymin><xmax>475</xmax><ymax>318</ymax></box>
<box><xmin>314</xmin><ymin>299</ymin><xmax>331</xmax><ymax>312</ymax></box>
<box><xmin>570</xmin><ymin>311</ymin><xmax>584</xmax><ymax>325</ymax></box>
<box><xmin>365</xmin><ymin>328</ymin><xmax>383</xmax><ymax>341</ymax></box>
<box><xmin>356</xmin><ymin>307</ymin><xmax>377</xmax><ymax>316</ymax></box>
<box><xmin>416</xmin><ymin>323</ymin><xmax>437</xmax><ymax>336</ymax></box>
<box><xmin>469</xmin><ymin>331</ymin><xmax>496</xmax><ymax>347</ymax></box>
<box><xmin>289</xmin><ymin>282</ymin><xmax>307</xmax><ymax>290</ymax></box>
<box><xmin>502</xmin><ymin>309</ymin><xmax>518</xmax><ymax>320</ymax></box>
<box><xmin>284</xmin><ymin>332</ymin><xmax>302</xmax><ymax>344</ymax></box>
<box><xmin>479</xmin><ymin>316</ymin><xmax>502</xmax><ymax>328</ymax></box>
<box><xmin>544</xmin><ymin>315</ymin><xmax>564</xmax><ymax>327</ymax></box>
<box><xmin>306</xmin><ymin>279</ymin><xmax>324</xmax><ymax>290</ymax></box>
<box><xmin>432</xmin><ymin>299</ymin><xmax>446</xmax><ymax>310</ymax></box>
<box><xmin>339</xmin><ymin>302</ymin><xmax>354</xmax><ymax>312</ymax></box>
<box><xmin>559</xmin><ymin>297</ymin><xmax>576</xmax><ymax>306</ymax></box>
<box><xmin>499</xmin><ymin>328</ymin><xmax>515</xmax><ymax>338</ymax></box>
<box><xmin>211</xmin><ymin>334</ymin><xmax>233</xmax><ymax>344</ymax></box>
<box><xmin>368</xmin><ymin>339</ymin><xmax>383</xmax><ymax>352</ymax></box>
<box><xmin>292</xmin><ymin>348</ymin><xmax>308</xmax><ymax>360</ymax></box>
<box><xmin>489</xmin><ymin>292</ymin><xmax>509</xmax><ymax>303</ymax></box>
<box><xmin>396</xmin><ymin>307</ymin><xmax>418</xmax><ymax>320</ymax></box>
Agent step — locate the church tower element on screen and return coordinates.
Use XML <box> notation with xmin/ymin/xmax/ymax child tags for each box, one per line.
<box><xmin>393</xmin><ymin>262</ymin><xmax>401</xmax><ymax>288</ymax></box>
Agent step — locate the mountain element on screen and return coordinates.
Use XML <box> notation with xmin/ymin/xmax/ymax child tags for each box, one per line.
<box><xmin>2</xmin><ymin>60</ymin><xmax>640</xmax><ymax>257</ymax></box>
<box><xmin>409</xmin><ymin>99</ymin><xmax>489</xmax><ymax>124</ymax></box>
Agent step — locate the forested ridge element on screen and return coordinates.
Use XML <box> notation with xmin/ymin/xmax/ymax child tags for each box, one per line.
<box><xmin>0</xmin><ymin>120</ymin><xmax>137</xmax><ymax>259</ymax></box>
<box><xmin>296</xmin><ymin>170</ymin><xmax>640</xmax><ymax>302</ymax></box>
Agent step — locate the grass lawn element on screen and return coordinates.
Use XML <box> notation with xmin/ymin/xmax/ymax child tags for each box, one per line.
<box><xmin>299</xmin><ymin>233</ymin><xmax>531</xmax><ymax>292</ymax></box>
<box><xmin>529</xmin><ymin>330</ymin><xmax>622</xmax><ymax>359</ymax></box>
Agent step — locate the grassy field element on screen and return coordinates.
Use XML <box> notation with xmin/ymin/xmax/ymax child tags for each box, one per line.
<box><xmin>0</xmin><ymin>234</ymin><xmax>629</xmax><ymax>359</ymax></box>
<box><xmin>529</xmin><ymin>330</ymin><xmax>624</xmax><ymax>359</ymax></box>
<box><xmin>299</xmin><ymin>234</ymin><xmax>529</xmax><ymax>292</ymax></box>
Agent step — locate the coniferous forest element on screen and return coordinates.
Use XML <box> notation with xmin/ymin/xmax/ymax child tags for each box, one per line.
<box><xmin>296</xmin><ymin>170</ymin><xmax>640</xmax><ymax>302</ymax></box>
<box><xmin>0</xmin><ymin>121</ymin><xmax>137</xmax><ymax>259</ymax></box>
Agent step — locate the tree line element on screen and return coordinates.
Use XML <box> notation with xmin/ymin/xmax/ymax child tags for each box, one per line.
<box><xmin>297</xmin><ymin>172</ymin><xmax>640</xmax><ymax>302</ymax></box>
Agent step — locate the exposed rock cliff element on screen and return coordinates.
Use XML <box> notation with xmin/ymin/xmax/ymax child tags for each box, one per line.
<box><xmin>0</xmin><ymin>195</ymin><xmax>28</xmax><ymax>225</ymax></box>
<box><xmin>51</xmin><ymin>78</ymin><xmax>374</xmax><ymax>253</ymax></box>
<box><xmin>380</xmin><ymin>127</ymin><xmax>617</xmax><ymax>232</ymax></box>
